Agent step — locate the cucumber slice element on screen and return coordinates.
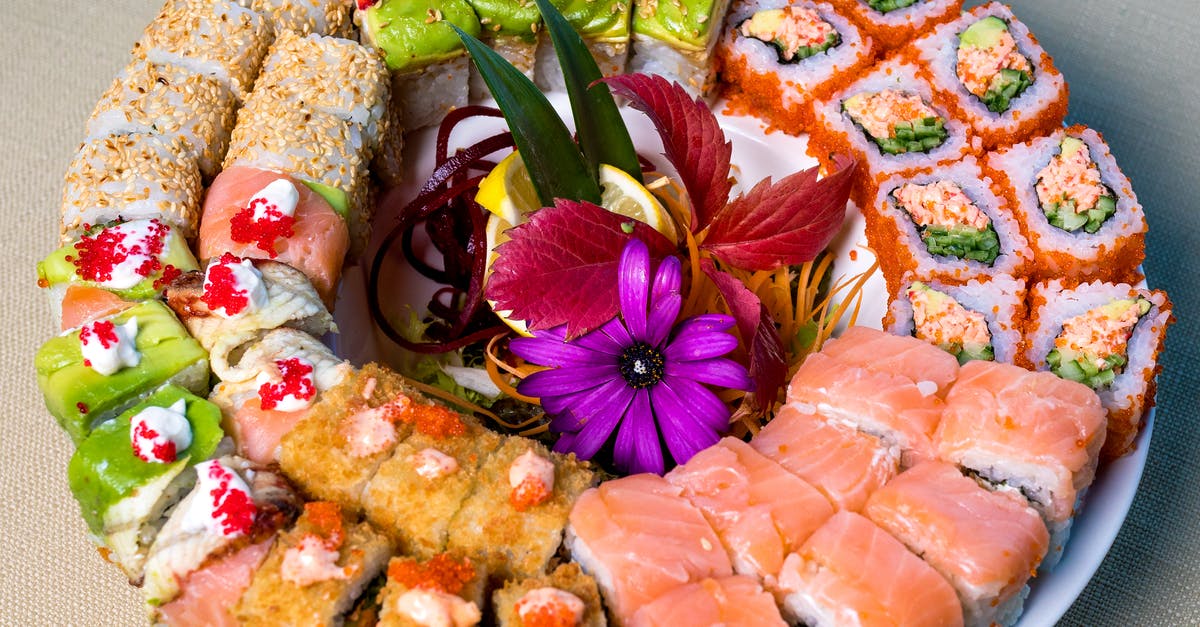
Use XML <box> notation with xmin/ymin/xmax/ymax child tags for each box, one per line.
<box><xmin>1053</xmin><ymin>358</ymin><xmax>1087</xmax><ymax>383</ymax></box>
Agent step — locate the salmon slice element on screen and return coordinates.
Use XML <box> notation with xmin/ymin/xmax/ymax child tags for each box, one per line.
<box><xmin>156</xmin><ymin>539</ymin><xmax>274</xmax><ymax>627</ymax></box>
<box><xmin>771</xmin><ymin>511</ymin><xmax>963</xmax><ymax>627</ymax></box>
<box><xmin>751</xmin><ymin>405</ymin><xmax>899</xmax><ymax>512</ymax></box>
<box><xmin>227</xmin><ymin>398</ymin><xmax>310</xmax><ymax>466</ymax></box>
<box><xmin>199</xmin><ymin>166</ymin><xmax>348</xmax><ymax>306</ymax></box>
<box><xmin>60</xmin><ymin>284</ymin><xmax>137</xmax><ymax>331</ymax></box>
<box><xmin>566</xmin><ymin>474</ymin><xmax>732</xmax><ymax>625</ymax></box>
<box><xmin>788</xmin><ymin>352</ymin><xmax>942</xmax><ymax>466</ymax></box>
<box><xmin>629</xmin><ymin>576</ymin><xmax>786</xmax><ymax>627</ymax></box>
<box><xmin>666</xmin><ymin>437</ymin><xmax>834</xmax><ymax>579</ymax></box>
<box><xmin>864</xmin><ymin>461</ymin><xmax>1049</xmax><ymax>627</ymax></box>
<box><xmin>816</xmin><ymin>326</ymin><xmax>960</xmax><ymax>397</ymax></box>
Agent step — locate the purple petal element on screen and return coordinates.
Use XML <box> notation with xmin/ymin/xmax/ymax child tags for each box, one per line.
<box><xmin>568</xmin><ymin>383</ymin><xmax>636</xmax><ymax>459</ymax></box>
<box><xmin>552</xmin><ymin>431</ymin><xmax>578</xmax><ymax>455</ymax></box>
<box><xmin>517</xmin><ymin>365</ymin><xmax>619</xmax><ymax>398</ymax></box>
<box><xmin>666</xmin><ymin>358</ymin><xmax>753</xmax><ymax>390</ymax></box>
<box><xmin>613</xmin><ymin>389</ymin><xmax>664</xmax><ymax>475</ymax></box>
<box><xmin>649</xmin><ymin>384</ymin><xmax>721</xmax><ymax>466</ymax></box>
<box><xmin>571</xmin><ymin>324</ymin><xmax>626</xmax><ymax>355</ymax></box>
<box><xmin>651</xmin><ymin>255</ymin><xmax>682</xmax><ymax>303</ymax></box>
<box><xmin>597</xmin><ymin>316</ymin><xmax>634</xmax><ymax>349</ymax></box>
<box><xmin>659</xmin><ymin>375</ymin><xmax>734</xmax><ymax>431</ymax></box>
<box><xmin>663</xmin><ymin>330</ymin><xmax>739</xmax><ymax>362</ymax></box>
<box><xmin>618</xmin><ymin>239</ymin><xmax>651</xmax><ymax>341</ymax></box>
<box><xmin>543</xmin><ymin>377</ymin><xmax>632</xmax><ymax>431</ymax></box>
<box><xmin>529</xmin><ymin>325</ymin><xmax>569</xmax><ymax>341</ymax></box>
<box><xmin>645</xmin><ymin>293</ymin><xmax>681</xmax><ymax>348</ymax></box>
<box><xmin>671</xmin><ymin>314</ymin><xmax>737</xmax><ymax>337</ymax></box>
<box><xmin>510</xmin><ymin>335</ymin><xmax>615</xmax><ymax>368</ymax></box>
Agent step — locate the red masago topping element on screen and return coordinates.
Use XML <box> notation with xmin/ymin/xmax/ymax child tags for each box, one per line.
<box><xmin>79</xmin><ymin>319</ymin><xmax>119</xmax><ymax>349</ymax></box>
<box><xmin>132</xmin><ymin>421</ymin><xmax>178</xmax><ymax>463</ymax></box>
<box><xmin>202</xmin><ymin>253</ymin><xmax>254</xmax><ymax>316</ymax></box>
<box><xmin>258</xmin><ymin>357</ymin><xmax>317</xmax><ymax>411</ymax></box>
<box><xmin>229</xmin><ymin>196</ymin><xmax>296</xmax><ymax>258</ymax></box>
<box><xmin>198</xmin><ymin>461</ymin><xmax>256</xmax><ymax>537</ymax></box>
<box><xmin>72</xmin><ymin>219</ymin><xmax>170</xmax><ymax>284</ymax></box>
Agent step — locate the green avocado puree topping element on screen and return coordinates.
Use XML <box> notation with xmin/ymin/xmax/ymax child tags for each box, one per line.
<box><xmin>363</xmin><ymin>0</ymin><xmax>482</xmax><ymax>72</ymax></box>
<box><xmin>633</xmin><ymin>0</ymin><xmax>727</xmax><ymax>51</ymax></box>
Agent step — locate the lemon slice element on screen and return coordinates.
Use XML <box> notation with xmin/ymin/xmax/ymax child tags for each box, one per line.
<box><xmin>598</xmin><ymin>164</ymin><xmax>677</xmax><ymax>241</ymax></box>
<box><xmin>475</xmin><ymin>151</ymin><xmax>540</xmax><ymax>225</ymax></box>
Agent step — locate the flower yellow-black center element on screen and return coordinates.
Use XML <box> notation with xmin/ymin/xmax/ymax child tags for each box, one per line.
<box><xmin>619</xmin><ymin>342</ymin><xmax>666</xmax><ymax>389</ymax></box>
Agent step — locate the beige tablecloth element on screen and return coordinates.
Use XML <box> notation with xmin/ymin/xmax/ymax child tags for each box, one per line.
<box><xmin>2</xmin><ymin>1</ymin><xmax>1197</xmax><ymax>625</ymax></box>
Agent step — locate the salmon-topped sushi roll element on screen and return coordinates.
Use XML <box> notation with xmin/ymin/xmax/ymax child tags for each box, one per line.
<box><xmin>666</xmin><ymin>437</ymin><xmax>834</xmax><ymax>579</ymax></box>
<box><xmin>493</xmin><ymin>563</ymin><xmax>607</xmax><ymax>627</ymax></box>
<box><xmin>156</xmin><ymin>538</ymin><xmax>276</xmax><ymax>627</ymax></box>
<box><xmin>566</xmin><ymin>474</ymin><xmax>733</xmax><ymax>625</ymax></box>
<box><xmin>752</xmin><ymin>404</ymin><xmax>900</xmax><ymax>512</ymax></box>
<box><xmin>631</xmin><ymin>575</ymin><xmax>787</xmax><ymax>627</ymax></box>
<box><xmin>376</xmin><ymin>553</ymin><xmax>487</xmax><ymax>627</ymax></box>
<box><xmin>864</xmin><ymin>462</ymin><xmax>1050</xmax><ymax>627</ymax></box>
<box><xmin>885</xmin><ymin>274</ymin><xmax>1027</xmax><ymax>365</ymax></box>
<box><xmin>815</xmin><ymin>325</ymin><xmax>960</xmax><ymax>396</ymax></box>
<box><xmin>770</xmin><ymin>510</ymin><xmax>963</xmax><ymax>627</ymax></box>
<box><xmin>935</xmin><ymin>359</ymin><xmax>1106</xmax><ymax>570</ymax></box>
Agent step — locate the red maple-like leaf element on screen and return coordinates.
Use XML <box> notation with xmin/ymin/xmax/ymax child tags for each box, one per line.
<box><xmin>702</xmin><ymin>155</ymin><xmax>857</xmax><ymax>271</ymax></box>
<box><xmin>699</xmin><ymin>259</ymin><xmax>787</xmax><ymax>409</ymax></box>
<box><xmin>486</xmin><ymin>200</ymin><xmax>676</xmax><ymax>337</ymax></box>
<box><xmin>602</xmin><ymin>74</ymin><xmax>733</xmax><ymax>231</ymax></box>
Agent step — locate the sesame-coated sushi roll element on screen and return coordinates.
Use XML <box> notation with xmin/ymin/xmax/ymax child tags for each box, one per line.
<box><xmin>986</xmin><ymin>125</ymin><xmax>1147</xmax><ymax>282</ymax></box>
<box><xmin>1024</xmin><ymin>280</ymin><xmax>1172</xmax><ymax>461</ymax></box>
<box><xmin>235</xmin><ymin>501</ymin><xmax>393</xmax><ymax>626</ymax></box>
<box><xmin>358</xmin><ymin>0</ymin><xmax>482</xmax><ymax>130</ymax></box>
<box><xmin>87</xmin><ymin>59</ymin><xmax>236</xmax><ymax>179</ymax></box>
<box><xmin>535</xmin><ymin>0</ymin><xmax>633</xmax><ymax>90</ymax></box>
<box><xmin>809</xmin><ymin>56</ymin><xmax>979</xmax><ymax>205</ymax></box>
<box><xmin>248</xmin><ymin>0</ymin><xmax>354</xmax><ymax>37</ymax></box>
<box><xmin>911</xmin><ymin>3</ymin><xmax>1067</xmax><ymax>150</ymax></box>
<box><xmin>448</xmin><ymin>436</ymin><xmax>596</xmax><ymax>581</ymax></box>
<box><xmin>376</xmin><ymin>553</ymin><xmax>488</xmax><ymax>627</ymax></box>
<box><xmin>826</xmin><ymin>0</ymin><xmax>961</xmax><ymax>51</ymax></box>
<box><xmin>133</xmin><ymin>0</ymin><xmax>275</xmax><ymax>102</ymax></box>
<box><xmin>864</xmin><ymin>461</ymin><xmax>1050</xmax><ymax>627</ymax></box>
<box><xmin>362</xmin><ymin>416</ymin><xmax>504</xmax><ymax>557</ymax></box>
<box><xmin>467</xmin><ymin>0</ymin><xmax>542</xmax><ymax>99</ymax></box>
<box><xmin>865</xmin><ymin>156</ymin><xmax>1031</xmax><ymax>292</ymax></box>
<box><xmin>718</xmin><ymin>0</ymin><xmax>876</xmax><ymax>134</ymax></box>
<box><xmin>494</xmin><ymin>563</ymin><xmax>607</xmax><ymax>627</ymax></box>
<box><xmin>60</xmin><ymin>133</ymin><xmax>203</xmax><ymax>242</ymax></box>
<box><xmin>629</xmin><ymin>0</ymin><xmax>733</xmax><ymax>97</ymax></box>
<box><xmin>884</xmin><ymin>273</ymin><xmax>1026</xmax><ymax>364</ymax></box>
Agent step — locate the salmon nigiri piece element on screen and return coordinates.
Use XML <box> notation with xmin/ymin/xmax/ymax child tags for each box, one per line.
<box><xmin>566</xmin><ymin>474</ymin><xmax>732</xmax><ymax>624</ymax></box>
<box><xmin>751</xmin><ymin>405</ymin><xmax>899</xmax><ymax>512</ymax></box>
<box><xmin>630</xmin><ymin>576</ymin><xmax>787</xmax><ymax>627</ymax></box>
<box><xmin>156</xmin><ymin>539</ymin><xmax>274</xmax><ymax>627</ymax></box>
<box><xmin>864</xmin><ymin>462</ymin><xmax>1049</xmax><ymax>627</ymax></box>
<box><xmin>59</xmin><ymin>284</ymin><xmax>137</xmax><ymax>331</ymax></box>
<box><xmin>817</xmin><ymin>326</ymin><xmax>960</xmax><ymax>397</ymax></box>
<box><xmin>666</xmin><ymin>437</ymin><xmax>834</xmax><ymax>579</ymax></box>
<box><xmin>199</xmin><ymin>167</ymin><xmax>348</xmax><ymax>305</ymax></box>
<box><xmin>771</xmin><ymin>511</ymin><xmax>963</xmax><ymax>627</ymax></box>
<box><xmin>934</xmin><ymin>360</ymin><xmax>1105</xmax><ymax>570</ymax></box>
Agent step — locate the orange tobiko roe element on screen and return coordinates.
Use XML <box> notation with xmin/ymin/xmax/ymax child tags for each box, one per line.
<box><xmin>510</xmin><ymin>475</ymin><xmax>553</xmax><ymax>512</ymax></box>
<box><xmin>387</xmin><ymin>553</ymin><xmax>476</xmax><ymax>595</ymax></box>
<box><xmin>518</xmin><ymin>601</ymin><xmax>579</xmax><ymax>627</ymax></box>
<box><xmin>303</xmin><ymin>501</ymin><xmax>345</xmax><ymax>549</ymax></box>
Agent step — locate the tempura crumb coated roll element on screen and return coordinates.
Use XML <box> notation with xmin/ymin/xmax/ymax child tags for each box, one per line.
<box><xmin>534</xmin><ymin>0</ymin><xmax>632</xmax><ymax>91</ymax></box>
<box><xmin>248</xmin><ymin>0</ymin><xmax>354</xmax><ymax>37</ymax></box>
<box><xmin>884</xmin><ymin>273</ymin><xmax>1026</xmax><ymax>365</ymax></box>
<box><xmin>494</xmin><ymin>563</ymin><xmax>607</xmax><ymax>627</ymax></box>
<box><xmin>910</xmin><ymin>2</ymin><xmax>1067</xmax><ymax>150</ymax></box>
<box><xmin>864</xmin><ymin>461</ymin><xmax>1048</xmax><ymax>627</ymax></box>
<box><xmin>1024</xmin><ymin>280</ymin><xmax>1172</xmax><ymax>462</ymax></box>
<box><xmin>60</xmin><ymin>133</ymin><xmax>203</xmax><ymax>242</ymax></box>
<box><xmin>718</xmin><ymin>0</ymin><xmax>875</xmax><ymax>134</ymax></box>
<box><xmin>448</xmin><ymin>436</ymin><xmax>596</xmax><ymax>581</ymax></box>
<box><xmin>864</xmin><ymin>156</ymin><xmax>1031</xmax><ymax>293</ymax></box>
<box><xmin>87</xmin><ymin>59</ymin><xmax>236</xmax><ymax>179</ymax></box>
<box><xmin>376</xmin><ymin>553</ymin><xmax>487</xmax><ymax>627</ymax></box>
<box><xmin>278</xmin><ymin>364</ymin><xmax>421</xmax><ymax>512</ymax></box>
<box><xmin>826</xmin><ymin>0</ymin><xmax>961</xmax><ymax>51</ymax></box>
<box><xmin>629</xmin><ymin>0</ymin><xmax>732</xmax><ymax>97</ymax></box>
<box><xmin>235</xmin><ymin>501</ymin><xmax>394</xmax><ymax>626</ymax></box>
<box><xmin>362</xmin><ymin>415</ymin><xmax>503</xmax><ymax>558</ymax></box>
<box><xmin>134</xmin><ymin>0</ymin><xmax>275</xmax><ymax>103</ymax></box>
<box><xmin>985</xmin><ymin>125</ymin><xmax>1146</xmax><ymax>283</ymax></box>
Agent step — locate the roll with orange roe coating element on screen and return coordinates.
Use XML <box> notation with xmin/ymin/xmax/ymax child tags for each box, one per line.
<box><xmin>826</xmin><ymin>0</ymin><xmax>962</xmax><ymax>52</ymax></box>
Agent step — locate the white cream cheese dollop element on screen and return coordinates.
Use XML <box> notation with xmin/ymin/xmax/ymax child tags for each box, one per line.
<box><xmin>130</xmin><ymin>398</ymin><xmax>192</xmax><ymax>463</ymax></box>
<box><xmin>79</xmin><ymin>317</ymin><xmax>140</xmax><ymax>375</ymax></box>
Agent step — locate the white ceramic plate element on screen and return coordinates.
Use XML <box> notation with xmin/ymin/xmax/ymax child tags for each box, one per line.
<box><xmin>338</xmin><ymin>93</ymin><xmax>1151</xmax><ymax>626</ymax></box>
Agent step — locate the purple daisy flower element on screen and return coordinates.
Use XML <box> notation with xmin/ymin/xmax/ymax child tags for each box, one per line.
<box><xmin>510</xmin><ymin>238</ymin><xmax>752</xmax><ymax>475</ymax></box>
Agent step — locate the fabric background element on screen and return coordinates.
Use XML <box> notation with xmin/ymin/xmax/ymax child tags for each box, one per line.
<box><xmin>0</xmin><ymin>1</ymin><xmax>1194</xmax><ymax>625</ymax></box>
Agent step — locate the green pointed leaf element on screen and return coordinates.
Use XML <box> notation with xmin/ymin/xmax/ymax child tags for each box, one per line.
<box><xmin>451</xmin><ymin>25</ymin><xmax>601</xmax><ymax>207</ymax></box>
<box><xmin>534</xmin><ymin>0</ymin><xmax>642</xmax><ymax>182</ymax></box>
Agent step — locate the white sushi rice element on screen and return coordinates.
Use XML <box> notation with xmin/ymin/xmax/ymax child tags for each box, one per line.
<box><xmin>224</xmin><ymin>102</ymin><xmax>368</xmax><ymax>193</ymax></box>
<box><xmin>912</xmin><ymin>2</ymin><xmax>1067</xmax><ymax>140</ymax></box>
<box><xmin>986</xmin><ymin>127</ymin><xmax>1147</xmax><ymax>278</ymax></box>
<box><xmin>470</xmin><ymin>35</ymin><xmax>538</xmax><ymax>101</ymax></box>
<box><xmin>390</xmin><ymin>55</ymin><xmax>472</xmax><ymax>131</ymax></box>
<box><xmin>534</xmin><ymin>31</ymin><xmax>629</xmax><ymax>91</ymax></box>
<box><xmin>885</xmin><ymin>272</ymin><xmax>1026</xmax><ymax>363</ymax></box>
<box><xmin>813</xmin><ymin>57</ymin><xmax>980</xmax><ymax>179</ymax></box>
<box><xmin>870</xmin><ymin>156</ymin><xmax>1032</xmax><ymax>284</ymax></box>
<box><xmin>244</xmin><ymin>0</ymin><xmax>353</xmax><ymax>38</ymax></box>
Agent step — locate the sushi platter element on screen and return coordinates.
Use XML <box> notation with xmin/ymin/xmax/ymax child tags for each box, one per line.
<box><xmin>30</xmin><ymin>0</ymin><xmax>1173</xmax><ymax>625</ymax></box>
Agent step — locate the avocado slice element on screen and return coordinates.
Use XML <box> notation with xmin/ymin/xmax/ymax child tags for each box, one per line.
<box><xmin>300</xmin><ymin>179</ymin><xmax>350</xmax><ymax>222</ymax></box>
<box><xmin>35</xmin><ymin>300</ymin><xmax>210</xmax><ymax>444</ymax></box>
<box><xmin>549</xmin><ymin>0</ymin><xmax>632</xmax><ymax>42</ymax></box>
<box><xmin>467</xmin><ymin>0</ymin><xmax>542</xmax><ymax>41</ymax></box>
<box><xmin>960</xmin><ymin>16</ymin><xmax>1009</xmax><ymax>49</ymax></box>
<box><xmin>361</xmin><ymin>0</ymin><xmax>482</xmax><ymax>73</ymax></box>
<box><xmin>633</xmin><ymin>0</ymin><xmax>729</xmax><ymax>51</ymax></box>
<box><xmin>1060</xmin><ymin>136</ymin><xmax>1086</xmax><ymax>159</ymax></box>
<box><xmin>36</xmin><ymin>222</ymin><xmax>199</xmax><ymax>301</ymax></box>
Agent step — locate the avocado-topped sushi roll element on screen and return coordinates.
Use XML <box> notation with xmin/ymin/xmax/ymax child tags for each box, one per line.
<box><xmin>35</xmin><ymin>300</ymin><xmax>210</xmax><ymax>443</ymax></box>
<box><xmin>1024</xmin><ymin>280</ymin><xmax>1173</xmax><ymax>461</ymax></box>
<box><xmin>247</xmin><ymin>0</ymin><xmax>354</xmax><ymax>37</ymax></box>
<box><xmin>911</xmin><ymin>3</ymin><xmax>1068</xmax><ymax>150</ymax></box>
<box><xmin>718</xmin><ymin>0</ymin><xmax>875</xmax><ymax>134</ymax></box>
<box><xmin>467</xmin><ymin>0</ymin><xmax>542</xmax><ymax>99</ymax></box>
<box><xmin>864</xmin><ymin>156</ymin><xmax>1030</xmax><ymax>292</ymax></box>
<box><xmin>493</xmin><ymin>563</ymin><xmax>606</xmax><ymax>627</ymax></box>
<box><xmin>629</xmin><ymin>0</ymin><xmax>732</xmax><ymax>97</ymax></box>
<box><xmin>376</xmin><ymin>553</ymin><xmax>488</xmax><ymax>626</ymax></box>
<box><xmin>986</xmin><ymin>125</ymin><xmax>1146</xmax><ymax>282</ymax></box>
<box><xmin>885</xmin><ymin>274</ymin><xmax>1026</xmax><ymax>364</ymax></box>
<box><xmin>235</xmin><ymin>501</ymin><xmax>394</xmax><ymax>626</ymax></box>
<box><xmin>357</xmin><ymin>0</ymin><xmax>482</xmax><ymax>130</ymax></box>
<box><xmin>133</xmin><ymin>0</ymin><xmax>275</xmax><ymax>103</ymax></box>
<box><xmin>60</xmin><ymin>133</ymin><xmax>203</xmax><ymax>242</ymax></box>
<box><xmin>68</xmin><ymin>385</ymin><xmax>225</xmax><ymax>584</ymax></box>
<box><xmin>535</xmin><ymin>0</ymin><xmax>633</xmax><ymax>90</ymax></box>
<box><xmin>87</xmin><ymin>59</ymin><xmax>236</xmax><ymax>179</ymax></box>
<box><xmin>826</xmin><ymin>0</ymin><xmax>961</xmax><ymax>50</ymax></box>
<box><xmin>809</xmin><ymin>57</ymin><xmax>978</xmax><ymax>204</ymax></box>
